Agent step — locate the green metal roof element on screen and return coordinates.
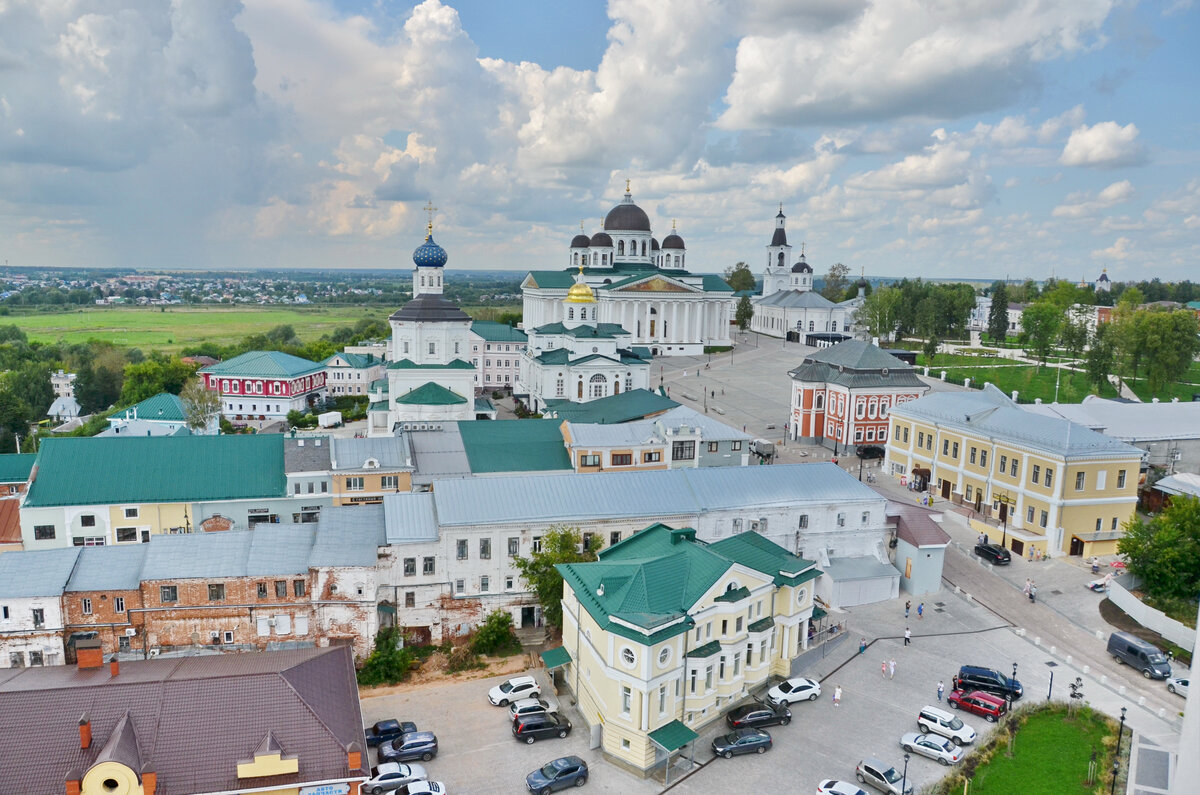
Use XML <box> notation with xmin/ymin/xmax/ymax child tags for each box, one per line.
<box><xmin>709</xmin><ymin>532</ymin><xmax>820</xmax><ymax>587</ymax></box>
<box><xmin>714</xmin><ymin>585</ymin><xmax>752</xmax><ymax>603</ymax></box>
<box><xmin>525</xmin><ymin>268</ymin><xmax>732</xmax><ymax>293</ymax></box>
<box><xmin>540</xmin><ymin>646</ymin><xmax>571</xmax><ymax>669</ymax></box>
<box><xmin>0</xmin><ymin>453</ymin><xmax>35</xmax><ymax>484</ymax></box>
<box><xmin>369</xmin><ymin>379</ymin><xmax>389</xmax><ymax>393</ymax></box>
<box><xmin>531</xmin><ymin>321</ymin><xmax>628</xmax><ymax>339</ymax></box>
<box><xmin>24</xmin><ymin>435</ymin><xmax>286</xmax><ymax>507</ymax></box>
<box><xmin>109</xmin><ymin>392</ymin><xmax>186</xmax><ymax>423</ymax></box>
<box><xmin>198</xmin><ymin>350</ymin><xmax>323</xmax><ymax>378</ymax></box>
<box><xmin>387</xmin><ymin>358</ymin><xmax>475</xmax><ymax>370</ymax></box>
<box><xmin>323</xmin><ymin>351</ymin><xmax>384</xmax><ymax>369</ymax></box>
<box><xmin>747</xmin><ymin>616</ymin><xmax>775</xmax><ymax>633</ymax></box>
<box><xmin>368</xmin><ymin>400</ymin><xmax>389</xmax><ymax>413</ymax></box>
<box><xmin>686</xmin><ymin>640</ymin><xmax>722</xmax><ymax>659</ymax></box>
<box><xmin>458</xmin><ymin>419</ymin><xmax>572</xmax><ymax>473</ymax></box>
<box><xmin>393</xmin><ymin>382</ymin><xmax>468</xmax><ymax>406</ymax></box>
<box><xmin>543</xmin><ymin>389</ymin><xmax>678</xmax><ymax>424</ymax></box>
<box><xmin>648</xmin><ymin>720</ymin><xmax>698</xmax><ymax>753</ymax></box>
<box><xmin>471</xmin><ymin>320</ymin><xmax>527</xmax><ymax>342</ymax></box>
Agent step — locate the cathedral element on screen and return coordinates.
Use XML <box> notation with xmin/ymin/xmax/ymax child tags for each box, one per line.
<box><xmin>520</xmin><ymin>183</ymin><xmax>734</xmax><ymax>356</ymax></box>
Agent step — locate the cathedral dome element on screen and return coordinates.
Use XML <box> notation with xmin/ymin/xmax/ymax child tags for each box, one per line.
<box><xmin>413</xmin><ymin>234</ymin><xmax>448</xmax><ymax>268</ymax></box>
<box><xmin>565</xmin><ymin>278</ymin><xmax>595</xmax><ymax>304</ymax></box>
<box><xmin>650</xmin><ymin>237</ymin><xmax>660</xmax><ymax>251</ymax></box>
<box><xmin>604</xmin><ymin>202</ymin><xmax>651</xmax><ymax>232</ymax></box>
<box><xmin>791</xmin><ymin>255</ymin><xmax>813</xmax><ymax>273</ymax></box>
<box><xmin>570</xmin><ymin>233</ymin><xmax>591</xmax><ymax>248</ymax></box>
<box><xmin>590</xmin><ymin>231</ymin><xmax>613</xmax><ymax>247</ymax></box>
<box><xmin>662</xmin><ymin>231</ymin><xmax>685</xmax><ymax>250</ymax></box>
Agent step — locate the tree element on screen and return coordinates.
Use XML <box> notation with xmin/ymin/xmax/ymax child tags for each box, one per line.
<box><xmin>987</xmin><ymin>282</ymin><xmax>1010</xmax><ymax>342</ymax></box>
<box><xmin>512</xmin><ymin>525</ymin><xmax>601</xmax><ymax>630</ymax></box>
<box><xmin>119</xmin><ymin>355</ymin><xmax>195</xmax><ymax>405</ymax></box>
<box><xmin>1084</xmin><ymin>323</ymin><xmax>1116</xmax><ymax>392</ymax></box>
<box><xmin>820</xmin><ymin>263</ymin><xmax>850</xmax><ymax>300</ymax></box>
<box><xmin>723</xmin><ymin>262</ymin><xmax>756</xmax><ymax>292</ymax></box>
<box><xmin>471</xmin><ymin>609</ymin><xmax>521</xmax><ymax>656</ymax></box>
<box><xmin>735</xmin><ymin>295</ymin><xmax>754</xmax><ymax>330</ymax></box>
<box><xmin>1019</xmin><ymin>302</ymin><xmax>1062</xmax><ymax>366</ymax></box>
<box><xmin>1139</xmin><ymin>309</ymin><xmax>1200</xmax><ymax>397</ymax></box>
<box><xmin>1118</xmin><ymin>496</ymin><xmax>1200</xmax><ymax>608</ymax></box>
<box><xmin>356</xmin><ymin>627</ymin><xmax>417</xmax><ymax>686</ymax></box>
<box><xmin>180</xmin><ymin>378</ymin><xmax>221</xmax><ymax>433</ymax></box>
<box><xmin>857</xmin><ymin>286</ymin><xmax>902</xmax><ymax>341</ymax></box>
<box><xmin>1058</xmin><ymin>305</ymin><xmax>1091</xmax><ymax>361</ymax></box>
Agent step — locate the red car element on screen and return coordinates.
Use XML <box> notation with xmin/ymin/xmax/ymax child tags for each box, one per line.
<box><xmin>947</xmin><ymin>689</ymin><xmax>1007</xmax><ymax>722</ymax></box>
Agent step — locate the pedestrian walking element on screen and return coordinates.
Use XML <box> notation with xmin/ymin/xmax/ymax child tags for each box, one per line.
<box><xmin>905</xmin><ymin>600</ymin><xmax>911</xmax><ymax>618</ymax></box>
<box><xmin>1023</xmin><ymin>578</ymin><xmax>1031</xmax><ymax>596</ymax></box>
<box><xmin>859</xmin><ymin>637</ymin><xmax>867</xmax><ymax>655</ymax></box>
<box><xmin>1029</xmin><ymin>583</ymin><xmax>1038</xmax><ymax>603</ymax></box>
<box><xmin>881</xmin><ymin>660</ymin><xmax>888</xmax><ymax>678</ymax></box>
<box><xmin>833</xmin><ymin>685</ymin><xmax>842</xmax><ymax>707</ymax></box>
<box><xmin>888</xmin><ymin>658</ymin><xmax>896</xmax><ymax>679</ymax></box>
<box><xmin>904</xmin><ymin>627</ymin><xmax>911</xmax><ymax>646</ymax></box>
<box><xmin>917</xmin><ymin>602</ymin><xmax>924</xmax><ymax>620</ymax></box>
<box><xmin>937</xmin><ymin>680</ymin><xmax>945</xmax><ymax>701</ymax></box>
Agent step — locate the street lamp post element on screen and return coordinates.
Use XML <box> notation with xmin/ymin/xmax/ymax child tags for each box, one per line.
<box><xmin>1110</xmin><ymin>707</ymin><xmax>1127</xmax><ymax>795</ymax></box>
<box><xmin>901</xmin><ymin>752</ymin><xmax>910</xmax><ymax>794</ymax></box>
<box><xmin>998</xmin><ymin>493</ymin><xmax>1014</xmax><ymax>549</ymax></box>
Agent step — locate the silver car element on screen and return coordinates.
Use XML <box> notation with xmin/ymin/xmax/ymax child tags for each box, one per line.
<box><xmin>509</xmin><ymin>696</ymin><xmax>560</xmax><ymax>720</ymax></box>
<box><xmin>1167</xmin><ymin>677</ymin><xmax>1189</xmax><ymax>697</ymax></box>
<box><xmin>900</xmin><ymin>732</ymin><xmax>964</xmax><ymax>766</ymax></box>
<box><xmin>856</xmin><ymin>756</ymin><xmax>914</xmax><ymax>794</ymax></box>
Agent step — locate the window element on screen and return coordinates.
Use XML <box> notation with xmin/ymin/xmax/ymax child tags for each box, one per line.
<box><xmin>621</xmin><ymin>647</ymin><xmax>636</xmax><ymax>666</ymax></box>
<box><xmin>579</xmin><ymin>454</ymin><xmax>600</xmax><ymax>467</ymax></box>
<box><xmin>457</xmin><ymin>539</ymin><xmax>468</xmax><ymax>560</ymax></box>
<box><xmin>480</xmin><ymin>576</ymin><xmax>490</xmax><ymax>592</ymax></box>
<box><xmin>1040</xmin><ymin>510</ymin><xmax>1048</xmax><ymax>528</ymax></box>
<box><xmin>114</xmin><ymin>597</ymin><xmax>125</xmax><ymax>613</ymax></box>
<box><xmin>257</xmin><ymin>581</ymin><xmax>268</xmax><ymax>599</ymax></box>
<box><xmin>455</xmin><ymin>579</ymin><xmax>465</xmax><ymax>594</ymax></box>
<box><xmin>506</xmin><ymin>576</ymin><xmax>515</xmax><ymax>590</ymax></box>
<box><xmin>293</xmin><ymin>579</ymin><xmax>306</xmax><ymax>597</ymax></box>
<box><xmin>733</xmin><ymin>652</ymin><xmax>741</xmax><ymax>677</ymax></box>
<box><xmin>999</xmin><ymin>455</ymin><xmax>1007</xmax><ymax>473</ymax></box>
<box><xmin>1118</xmin><ymin>469</ymin><xmax>1127</xmax><ymax>489</ymax></box>
<box><xmin>621</xmin><ymin>685</ymin><xmax>632</xmax><ymax>714</ymax></box>
<box><xmin>952</xmin><ymin>442</ymin><xmax>959</xmax><ymax>458</ymax></box>
<box><xmin>672</xmin><ymin>440</ymin><xmax>695</xmax><ymax>460</ymax></box>
<box><xmin>405</xmin><ymin>592</ymin><xmax>416</xmax><ymax>608</ymax></box>
<box><xmin>404</xmin><ymin>557</ymin><xmax>416</xmax><ymax>576</ymax></box>
<box><xmin>81</xmin><ymin>514</ymin><xmax>95</xmax><ymax>527</ymax></box>
<box><xmin>81</xmin><ymin>598</ymin><xmax>92</xmax><ymax>615</ymax></box>
<box><xmin>160</xmin><ymin>586</ymin><xmax>178</xmax><ymax>603</ymax></box>
<box><xmin>732</xmin><ymin>518</ymin><xmax>743</xmax><ymax>533</ymax></box>
<box><xmin>275</xmin><ymin>580</ymin><xmax>287</xmax><ymax>598</ymax></box>
<box><xmin>861</xmin><ymin>511</ymin><xmax>870</xmax><ymax>525</ymax></box>
<box><xmin>798</xmin><ymin>514</ymin><xmax>809</xmax><ymax>529</ymax></box>
<box><xmin>719</xmin><ymin>657</ymin><xmax>726</xmax><ymax>680</ymax></box>
<box><xmin>1032</xmin><ymin>465</ymin><xmax>1041</xmax><ymax>485</ymax></box>
<box><xmin>1096</xmin><ymin>518</ymin><xmax>1103</xmax><ymax>532</ymax></box>
<box><xmin>966</xmin><ymin>485</ymin><xmax>974</xmax><ymax>501</ymax></box>
<box><xmin>345</xmin><ymin>476</ymin><xmax>364</xmax><ymax>491</ymax></box>
<box><xmin>705</xmin><ymin>666</ymin><xmax>714</xmax><ymax>691</ymax></box>
<box><xmin>980</xmin><ymin>450</ymin><xmax>987</xmax><ymax>468</ymax></box>
<box><xmin>207</xmin><ymin>583</ymin><xmax>225</xmax><ymax>601</ymax></box>
<box><xmin>479</xmin><ymin>538</ymin><xmax>491</xmax><ymax>559</ymax></box>
<box><xmin>837</xmin><ymin>513</ymin><xmax>846</xmax><ymax>527</ymax></box>
<box><xmin>1044</xmin><ymin>469</ymin><xmax>1053</xmax><ymax>489</ymax></box>
<box><xmin>942</xmin><ymin>439</ymin><xmax>949</xmax><ymax>455</ymax></box>
<box><xmin>643</xmin><ymin>451</ymin><xmax>662</xmax><ymax>462</ymax></box>
<box><xmin>708</xmin><ymin>441</ymin><xmax>719</xmax><ymax>453</ymax></box>
<box><xmin>1075</xmin><ymin>471</ymin><xmax>1085</xmax><ymax>491</ymax></box>
<box><xmin>428</xmin><ymin>341</ymin><xmax>436</xmax><ymax>356</ymax></box>
<box><xmin>508</xmin><ymin>537</ymin><xmax>519</xmax><ymax>557</ymax></box>
<box><xmin>610</xmin><ymin>531</ymin><xmax>621</xmax><ymax>546</ymax></box>
<box><xmin>532</xmin><ymin>536</ymin><xmax>542</xmax><ymax>553</ymax></box>
<box><xmin>659</xmin><ymin>684</ymin><xmax>668</xmax><ymax>714</ymax></box>
<box><xmin>124</xmin><ymin>507</ymin><xmax>138</xmax><ymax>519</ymax></box>
<box><xmin>690</xmin><ymin>668</ymin><xmax>698</xmax><ymax>694</ymax></box>
<box><xmin>116</xmin><ymin>527</ymin><xmax>137</xmax><ymax>543</ymax></box>
<box><xmin>735</xmin><ymin>616</ymin><xmax>744</xmax><ymax>633</ymax></box>
<box><xmin>381</xmin><ymin>474</ymin><xmax>398</xmax><ymax>490</ymax></box>
<box><xmin>1026</xmin><ymin>506</ymin><xmax>1035</xmax><ymax>523</ymax></box>
<box><xmin>423</xmin><ymin>557</ymin><xmax>435</xmax><ymax>575</ymax></box>
<box><xmin>918</xmin><ymin>431</ymin><xmax>925</xmax><ymax>448</ymax></box>
<box><xmin>970</xmin><ymin>447</ymin><xmax>977</xmax><ymax>464</ymax></box>
<box><xmin>1112</xmin><ymin>517</ymin><xmax>1119</xmax><ymax>530</ymax></box>
<box><xmin>34</xmin><ymin>524</ymin><xmax>55</xmax><ymax>540</ymax></box>
<box><xmin>1010</xmin><ymin>458</ymin><xmax>1018</xmax><ymax>477</ymax></box>
<box><xmin>611</xmin><ymin>453</ymin><xmax>632</xmax><ymax>466</ymax></box>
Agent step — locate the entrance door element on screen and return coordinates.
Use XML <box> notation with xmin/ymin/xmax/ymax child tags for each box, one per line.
<box><xmin>521</xmin><ymin>606</ymin><xmax>536</xmax><ymax>628</ymax></box>
<box><xmin>1069</xmin><ymin>536</ymin><xmax>1084</xmax><ymax>556</ymax></box>
<box><xmin>941</xmin><ymin>480</ymin><xmax>951</xmax><ymax>499</ymax></box>
<box><xmin>649</xmin><ymin>320</ymin><xmax>656</xmax><ymax>338</ymax></box>
<box><xmin>1010</xmin><ymin>539</ymin><xmax>1024</xmax><ymax>557</ymax></box>
<box><xmin>974</xmin><ymin>493</ymin><xmax>982</xmax><ymax>512</ymax></box>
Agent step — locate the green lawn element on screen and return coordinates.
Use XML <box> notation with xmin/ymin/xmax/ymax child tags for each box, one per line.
<box><xmin>918</xmin><ymin>353</ymin><xmax>1031</xmax><ymax>368</ymax></box>
<box><xmin>965</xmin><ymin>707</ymin><xmax>1119</xmax><ymax>794</ymax></box>
<box><xmin>1123</xmin><ymin>374</ymin><xmax>1200</xmax><ymax>402</ymax></box>
<box><xmin>940</xmin><ymin>365</ymin><xmax>1119</xmax><ymax>403</ymax></box>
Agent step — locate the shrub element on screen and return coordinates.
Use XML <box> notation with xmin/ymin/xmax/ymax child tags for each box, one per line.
<box><xmin>446</xmin><ymin>643</ymin><xmax>484</xmax><ymax>673</ymax></box>
<box><xmin>472</xmin><ymin>610</ymin><xmax>522</xmax><ymax>657</ymax></box>
<box><xmin>356</xmin><ymin>627</ymin><xmax>416</xmax><ymax>687</ymax></box>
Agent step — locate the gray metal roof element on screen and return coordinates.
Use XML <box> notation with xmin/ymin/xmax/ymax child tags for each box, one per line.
<box><xmin>891</xmin><ymin>384</ymin><xmax>1144</xmax><ymax>460</ymax></box>
<box><xmin>140</xmin><ymin>531</ymin><xmax>256</xmax><ymax>580</ymax></box>
<box><xmin>330</xmin><ymin>436</ymin><xmax>413</xmax><ymax>471</ymax></box>
<box><xmin>824</xmin><ymin>556</ymin><xmax>899</xmax><ymax>581</ymax></box>
<box><xmin>654</xmin><ymin>407</ymin><xmax>755</xmax><ymax>442</ymax></box>
<box><xmin>383</xmin><ymin>492</ymin><xmax>440</xmax><ymax>544</ymax></box>
<box><xmin>788</xmin><ymin>339</ymin><xmax>925</xmax><ymax>390</ymax></box>
<box><xmin>284</xmin><ymin>437</ymin><xmax>332</xmax><ymax>473</ymax></box>
<box><xmin>408</xmin><ymin>426</ymin><xmax>471</xmax><ymax>485</ymax></box>
<box><xmin>1022</xmin><ymin>395</ymin><xmax>1200</xmax><ymax>443</ymax></box>
<box><xmin>757</xmin><ymin>289</ymin><xmax>836</xmax><ymax>308</ymax></box>
<box><xmin>0</xmin><ymin>547</ymin><xmax>81</xmax><ymax>597</ymax></box>
<box><xmin>66</xmin><ymin>544</ymin><xmax>148</xmax><ymax>592</ymax></box>
<box><xmin>1153</xmin><ymin>473</ymin><xmax>1200</xmax><ymax>498</ymax></box>
<box><xmin>566</xmin><ymin>406</ymin><xmax>750</xmax><ymax>447</ymax></box>
<box><xmin>311</xmin><ymin>506</ymin><xmax>385</xmax><ymax>567</ymax></box>
<box><xmin>246</xmin><ymin>524</ymin><xmax>317</xmax><ymax>575</ymax></box>
<box><xmin>97</xmin><ymin>420</ymin><xmax>190</xmax><ymax>438</ymax></box>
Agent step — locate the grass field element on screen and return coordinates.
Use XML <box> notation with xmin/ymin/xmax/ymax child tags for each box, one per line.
<box><xmin>940</xmin><ymin>364</ymin><xmax>1120</xmax><ymax>404</ymax></box>
<box><xmin>7</xmin><ymin>304</ymin><xmax>519</xmax><ymax>353</ymax></box>
<box><xmin>918</xmin><ymin>353</ymin><xmax>1032</xmax><ymax>368</ymax></box>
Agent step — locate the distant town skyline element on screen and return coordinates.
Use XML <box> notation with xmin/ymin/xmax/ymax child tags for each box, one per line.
<box><xmin>1</xmin><ymin>0</ymin><xmax>1197</xmax><ymax>281</ymax></box>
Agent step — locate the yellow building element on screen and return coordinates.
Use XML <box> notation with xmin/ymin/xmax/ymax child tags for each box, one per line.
<box><xmin>555</xmin><ymin>523</ymin><xmax>820</xmax><ymax>776</ymax></box>
<box><xmin>885</xmin><ymin>384</ymin><xmax>1142</xmax><ymax>557</ymax></box>
<box><xmin>329</xmin><ymin>437</ymin><xmax>414</xmax><ymax>505</ymax></box>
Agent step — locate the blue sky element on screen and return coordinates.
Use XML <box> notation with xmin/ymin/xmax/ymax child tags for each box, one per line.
<box><xmin>1</xmin><ymin>0</ymin><xmax>1198</xmax><ymax>282</ymax></box>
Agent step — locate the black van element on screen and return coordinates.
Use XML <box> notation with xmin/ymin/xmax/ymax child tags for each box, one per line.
<box><xmin>953</xmin><ymin>665</ymin><xmax>1023</xmax><ymax>700</ymax></box>
<box><xmin>1106</xmin><ymin>632</ymin><xmax>1172</xmax><ymax>679</ymax></box>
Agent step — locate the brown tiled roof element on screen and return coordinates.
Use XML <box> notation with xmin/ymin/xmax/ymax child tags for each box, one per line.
<box><xmin>0</xmin><ymin>498</ymin><xmax>20</xmax><ymax>545</ymax></box>
<box><xmin>0</xmin><ymin>646</ymin><xmax>367</xmax><ymax>795</ymax></box>
<box><xmin>886</xmin><ymin>501</ymin><xmax>951</xmax><ymax>548</ymax></box>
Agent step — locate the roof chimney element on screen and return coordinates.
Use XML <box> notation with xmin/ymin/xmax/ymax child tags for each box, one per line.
<box><xmin>79</xmin><ymin>714</ymin><xmax>92</xmax><ymax>749</ymax></box>
<box><xmin>109</xmin><ymin>655</ymin><xmax>119</xmax><ymax>678</ymax></box>
<box><xmin>76</xmin><ymin>637</ymin><xmax>104</xmax><ymax>670</ymax></box>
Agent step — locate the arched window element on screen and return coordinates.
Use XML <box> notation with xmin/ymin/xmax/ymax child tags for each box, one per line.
<box><xmin>815</xmin><ymin>393</ymin><xmax>824</xmax><ymax>410</ymax></box>
<box><xmin>573</xmin><ymin>252</ymin><xmax>578</xmax><ymax>265</ymax></box>
<box><xmin>674</xmin><ymin>255</ymin><xmax>680</xmax><ymax>267</ymax></box>
<box><xmin>577</xmin><ymin>380</ymin><xmax>583</xmax><ymax>399</ymax></box>
<box><xmin>831</xmin><ymin>320</ymin><xmax>838</xmax><ymax>332</ymax></box>
<box><xmin>603</xmin><ymin>254</ymin><xmax>608</xmax><ymax>265</ymax></box>
<box><xmin>420</xmin><ymin>275</ymin><xmax>426</xmax><ymax>286</ymax></box>
<box><xmin>778</xmin><ymin>252</ymin><xmax>784</xmax><ymax>266</ymax></box>
<box><xmin>618</xmin><ymin>240</ymin><xmax>625</xmax><ymax>256</ymax></box>
<box><xmin>582</xmin><ymin>254</ymin><xmax>588</xmax><ymax>266</ymax></box>
<box><xmin>641</xmin><ymin>241</ymin><xmax>646</xmax><ymax>256</ymax></box>
<box><xmin>589</xmin><ymin>373</ymin><xmax>607</xmax><ymax>398</ymax></box>
<box><xmin>568</xmin><ymin>307</ymin><xmax>574</xmax><ymax>320</ymax></box>
<box><xmin>808</xmin><ymin>320</ymin><xmax>815</xmax><ymax>331</ymax></box>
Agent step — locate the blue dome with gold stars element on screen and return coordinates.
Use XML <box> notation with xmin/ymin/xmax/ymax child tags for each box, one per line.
<box><xmin>413</xmin><ymin>234</ymin><xmax>448</xmax><ymax>268</ymax></box>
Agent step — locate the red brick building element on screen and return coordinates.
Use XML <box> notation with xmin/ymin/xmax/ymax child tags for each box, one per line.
<box><xmin>788</xmin><ymin>340</ymin><xmax>929</xmax><ymax>454</ymax></box>
<box><xmin>199</xmin><ymin>350</ymin><xmax>327</xmax><ymax>424</ymax></box>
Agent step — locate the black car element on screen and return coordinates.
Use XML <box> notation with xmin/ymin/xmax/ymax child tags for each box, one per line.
<box><xmin>856</xmin><ymin>445</ymin><xmax>886</xmax><ymax>460</ymax></box>
<box><xmin>366</xmin><ymin>719</ymin><xmax>419</xmax><ymax>748</ymax></box>
<box><xmin>513</xmin><ymin>713</ymin><xmax>573</xmax><ymax>744</ymax></box>
<box><xmin>379</xmin><ymin>731</ymin><xmax>439</xmax><ymax>762</ymax></box>
<box><xmin>953</xmin><ymin>665</ymin><xmax>1023</xmax><ymax>700</ymax></box>
<box><xmin>973</xmin><ymin>543</ymin><xmax>1011</xmax><ymax>565</ymax></box>
<box><xmin>725</xmin><ymin>702</ymin><xmax>792</xmax><ymax>730</ymax></box>
<box><xmin>711</xmin><ymin>727</ymin><xmax>773</xmax><ymax>758</ymax></box>
<box><xmin>526</xmin><ymin>755</ymin><xmax>588</xmax><ymax>794</ymax></box>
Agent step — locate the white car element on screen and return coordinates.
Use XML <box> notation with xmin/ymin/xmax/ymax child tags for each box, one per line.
<box><xmin>488</xmin><ymin>675</ymin><xmax>541</xmax><ymax>706</ymax></box>
<box><xmin>398</xmin><ymin>783</ymin><xmax>446</xmax><ymax>795</ymax></box>
<box><xmin>916</xmin><ymin>705</ymin><xmax>977</xmax><ymax>745</ymax></box>
<box><xmin>901</xmin><ymin>732</ymin><xmax>964</xmax><ymax>766</ymax></box>
<box><xmin>1167</xmin><ymin>677</ymin><xmax>1189</xmax><ymax>697</ymax></box>
<box><xmin>509</xmin><ymin>696</ymin><xmax>559</xmax><ymax>720</ymax></box>
<box><xmin>817</xmin><ymin>780</ymin><xmax>870</xmax><ymax>795</ymax></box>
<box><xmin>360</xmin><ymin>762</ymin><xmax>427</xmax><ymax>794</ymax></box>
<box><xmin>767</xmin><ymin>676</ymin><xmax>822</xmax><ymax>706</ymax></box>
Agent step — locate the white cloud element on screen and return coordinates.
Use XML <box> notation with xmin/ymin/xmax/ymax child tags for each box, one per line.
<box><xmin>846</xmin><ymin>140</ymin><xmax>972</xmax><ymax>192</ymax></box>
<box><xmin>1060</xmin><ymin>121</ymin><xmax>1146</xmax><ymax>167</ymax></box>
<box><xmin>1092</xmin><ymin>235</ymin><xmax>1134</xmax><ymax>260</ymax></box>
<box><xmin>1051</xmin><ymin>179</ymin><xmax>1134</xmax><ymax>218</ymax></box>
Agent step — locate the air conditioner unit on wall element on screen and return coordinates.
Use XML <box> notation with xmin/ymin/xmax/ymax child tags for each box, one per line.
<box><xmin>124</xmin><ymin>628</ymin><xmax>136</xmax><ymax>637</ymax></box>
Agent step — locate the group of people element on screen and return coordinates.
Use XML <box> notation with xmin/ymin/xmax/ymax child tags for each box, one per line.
<box><xmin>904</xmin><ymin>600</ymin><xmax>924</xmax><ymax>619</ymax></box>
<box><xmin>1023</xmin><ymin>578</ymin><xmax>1038</xmax><ymax>603</ymax></box>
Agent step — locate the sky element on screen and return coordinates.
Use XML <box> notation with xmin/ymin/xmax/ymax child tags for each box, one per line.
<box><xmin>1</xmin><ymin>0</ymin><xmax>1198</xmax><ymax>282</ymax></box>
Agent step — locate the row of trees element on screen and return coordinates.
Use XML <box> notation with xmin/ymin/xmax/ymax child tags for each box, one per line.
<box><xmin>855</xmin><ymin>279</ymin><xmax>975</xmax><ymax>360</ymax></box>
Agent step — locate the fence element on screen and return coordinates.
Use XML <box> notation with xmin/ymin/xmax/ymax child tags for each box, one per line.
<box><xmin>1107</xmin><ymin>575</ymin><xmax>1196</xmax><ymax>650</ymax></box>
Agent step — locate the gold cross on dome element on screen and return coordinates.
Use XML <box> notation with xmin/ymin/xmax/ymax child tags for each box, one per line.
<box><xmin>625</xmin><ymin>178</ymin><xmax>631</xmax><ymax>193</ymax></box>
<box><xmin>423</xmin><ymin>200</ymin><xmax>438</xmax><ymax>235</ymax></box>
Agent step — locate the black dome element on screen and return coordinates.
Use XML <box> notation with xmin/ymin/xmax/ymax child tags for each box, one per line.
<box><xmin>389</xmin><ymin>294</ymin><xmax>471</xmax><ymax>324</ymax></box>
<box><xmin>856</xmin><ymin>276</ymin><xmax>868</xmax><ymax>287</ymax></box>
<box><xmin>570</xmin><ymin>234</ymin><xmax>591</xmax><ymax>248</ymax></box>
<box><xmin>650</xmin><ymin>237</ymin><xmax>660</xmax><ymax>250</ymax></box>
<box><xmin>791</xmin><ymin>256</ymin><xmax>813</xmax><ymax>273</ymax></box>
<box><xmin>662</xmin><ymin>232</ymin><xmax>685</xmax><ymax>250</ymax></box>
<box><xmin>770</xmin><ymin>227</ymin><xmax>788</xmax><ymax>247</ymax></box>
<box><xmin>590</xmin><ymin>232</ymin><xmax>613</xmax><ymax>247</ymax></box>
<box><xmin>604</xmin><ymin>202</ymin><xmax>651</xmax><ymax>232</ymax></box>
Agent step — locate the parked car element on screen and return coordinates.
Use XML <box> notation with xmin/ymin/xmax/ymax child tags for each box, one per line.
<box><xmin>1167</xmin><ymin>677</ymin><xmax>1189</xmax><ymax>697</ymax></box>
<box><xmin>525</xmin><ymin>755</ymin><xmax>588</xmax><ymax>794</ymax></box>
<box><xmin>817</xmin><ymin>781</ymin><xmax>870</xmax><ymax>795</ymax></box>
<box><xmin>393</xmin><ymin>783</ymin><xmax>446</xmax><ymax>795</ymax></box>
<box><xmin>489</xmin><ymin>675</ymin><xmax>542</xmax><ymax>706</ymax></box>
<box><xmin>855</xmin><ymin>757</ymin><xmax>914</xmax><ymax>794</ymax></box>
<box><xmin>366</xmin><ymin>719</ymin><xmax>418</xmax><ymax>748</ymax></box>
<box><xmin>379</xmin><ymin>732</ymin><xmax>439</xmax><ymax>763</ymax></box>
<box><xmin>900</xmin><ymin>732</ymin><xmax>964</xmax><ymax>766</ymax></box>
<box><xmin>725</xmin><ymin>702</ymin><xmax>792</xmax><ymax>729</ymax></box>
<box><xmin>766</xmin><ymin>676</ymin><xmax>822</xmax><ymax>706</ymax></box>
<box><xmin>510</xmin><ymin>697</ymin><xmax>560</xmax><ymax>721</ymax></box>
<box><xmin>512</xmin><ymin>713</ymin><xmax>573</xmax><ymax>744</ymax></box>
<box><xmin>1107</xmin><ymin>631</ymin><xmax>1172</xmax><ymax>679</ymax></box>
<box><xmin>947</xmin><ymin>689</ymin><xmax>1007</xmax><ymax>722</ymax></box>
<box><xmin>711</xmin><ymin>728</ymin><xmax>773</xmax><ymax>758</ymax></box>
<box><xmin>953</xmin><ymin>664</ymin><xmax>1023</xmax><ymax>700</ymax></box>
<box><xmin>973</xmin><ymin>543</ymin><xmax>1011</xmax><ymax>565</ymax></box>
<box><xmin>361</xmin><ymin>763</ymin><xmax>427</xmax><ymax>795</ymax></box>
<box><xmin>856</xmin><ymin>445</ymin><xmax>885</xmax><ymax>460</ymax></box>
<box><xmin>916</xmin><ymin>706</ymin><xmax>976</xmax><ymax>745</ymax></box>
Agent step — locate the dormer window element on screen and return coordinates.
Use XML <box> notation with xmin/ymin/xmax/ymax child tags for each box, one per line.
<box><xmin>363</xmin><ymin>458</ymin><xmax>379</xmax><ymax>469</ymax></box>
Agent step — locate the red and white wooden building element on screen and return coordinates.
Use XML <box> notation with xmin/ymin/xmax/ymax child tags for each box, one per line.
<box><xmin>199</xmin><ymin>350</ymin><xmax>326</xmax><ymax>424</ymax></box>
<box><xmin>787</xmin><ymin>340</ymin><xmax>929</xmax><ymax>453</ymax></box>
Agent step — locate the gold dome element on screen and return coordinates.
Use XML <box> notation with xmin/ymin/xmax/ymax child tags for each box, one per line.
<box><xmin>564</xmin><ymin>265</ymin><xmax>595</xmax><ymax>304</ymax></box>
